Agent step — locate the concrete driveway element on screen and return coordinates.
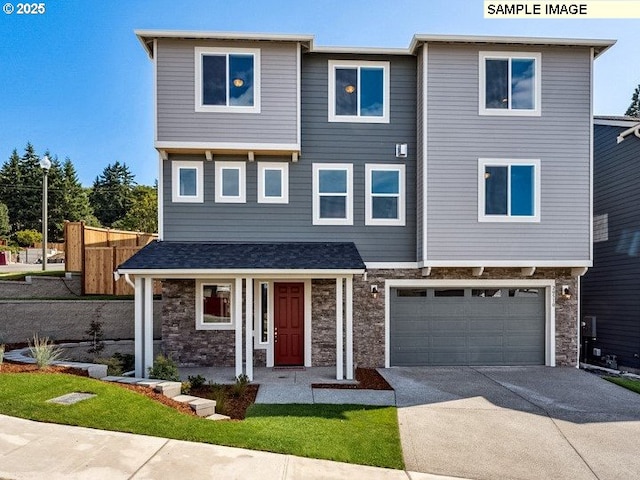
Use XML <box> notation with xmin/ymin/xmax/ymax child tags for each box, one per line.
<box><xmin>379</xmin><ymin>367</ymin><xmax>640</xmax><ymax>480</ymax></box>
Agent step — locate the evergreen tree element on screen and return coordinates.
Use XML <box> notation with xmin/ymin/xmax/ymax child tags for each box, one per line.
<box><xmin>626</xmin><ymin>84</ymin><xmax>640</xmax><ymax>118</ymax></box>
<box><xmin>0</xmin><ymin>203</ymin><xmax>9</xmax><ymax>237</ymax></box>
<box><xmin>112</xmin><ymin>183</ymin><xmax>158</xmax><ymax>233</ymax></box>
<box><xmin>90</xmin><ymin>161</ymin><xmax>136</xmax><ymax>227</ymax></box>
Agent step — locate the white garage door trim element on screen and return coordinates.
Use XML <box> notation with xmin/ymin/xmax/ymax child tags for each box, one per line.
<box><xmin>384</xmin><ymin>279</ymin><xmax>556</xmax><ymax>368</ymax></box>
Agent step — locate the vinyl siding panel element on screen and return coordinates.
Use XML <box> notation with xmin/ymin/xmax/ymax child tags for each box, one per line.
<box><xmin>162</xmin><ymin>53</ymin><xmax>417</xmax><ymax>263</ymax></box>
<box><xmin>424</xmin><ymin>45</ymin><xmax>592</xmax><ymax>263</ymax></box>
<box><xmin>582</xmin><ymin>123</ymin><xmax>640</xmax><ymax>369</ymax></box>
<box><xmin>156</xmin><ymin>39</ymin><xmax>298</xmax><ymax>144</ymax></box>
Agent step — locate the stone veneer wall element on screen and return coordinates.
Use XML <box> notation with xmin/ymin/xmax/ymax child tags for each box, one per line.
<box><xmin>163</xmin><ymin>268</ymin><xmax>579</xmax><ymax>369</ymax></box>
<box><xmin>162</xmin><ymin>279</ymin><xmax>235</xmax><ymax>367</ymax></box>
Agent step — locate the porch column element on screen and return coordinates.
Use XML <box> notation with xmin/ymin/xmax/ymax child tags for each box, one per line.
<box><xmin>134</xmin><ymin>276</ymin><xmax>154</xmax><ymax>378</ymax></box>
<box><xmin>134</xmin><ymin>276</ymin><xmax>143</xmax><ymax>377</ymax></box>
<box><xmin>345</xmin><ymin>276</ymin><xmax>354</xmax><ymax>380</ymax></box>
<box><xmin>336</xmin><ymin>277</ymin><xmax>344</xmax><ymax>380</ymax></box>
<box><xmin>245</xmin><ymin>278</ymin><xmax>254</xmax><ymax>381</ymax></box>
<box><xmin>143</xmin><ymin>277</ymin><xmax>154</xmax><ymax>377</ymax></box>
<box><xmin>234</xmin><ymin>277</ymin><xmax>243</xmax><ymax>379</ymax></box>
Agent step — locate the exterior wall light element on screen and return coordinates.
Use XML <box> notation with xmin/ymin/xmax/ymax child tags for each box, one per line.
<box><xmin>371</xmin><ymin>284</ymin><xmax>378</xmax><ymax>299</ymax></box>
<box><xmin>561</xmin><ymin>285</ymin><xmax>571</xmax><ymax>300</ymax></box>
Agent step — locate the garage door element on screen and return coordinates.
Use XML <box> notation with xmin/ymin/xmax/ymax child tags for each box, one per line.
<box><xmin>390</xmin><ymin>287</ymin><xmax>545</xmax><ymax>366</ymax></box>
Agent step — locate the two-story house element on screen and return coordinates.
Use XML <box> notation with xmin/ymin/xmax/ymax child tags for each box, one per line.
<box><xmin>118</xmin><ymin>31</ymin><xmax>614</xmax><ymax>380</ymax></box>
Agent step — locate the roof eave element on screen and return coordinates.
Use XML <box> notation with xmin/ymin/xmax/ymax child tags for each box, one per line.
<box><xmin>409</xmin><ymin>34</ymin><xmax>616</xmax><ymax>57</ymax></box>
<box><xmin>116</xmin><ymin>268</ymin><xmax>366</xmax><ymax>277</ymax></box>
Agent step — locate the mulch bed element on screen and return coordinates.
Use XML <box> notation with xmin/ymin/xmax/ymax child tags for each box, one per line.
<box><xmin>0</xmin><ymin>361</ymin><xmax>89</xmax><ymax>377</ymax></box>
<box><xmin>190</xmin><ymin>384</ymin><xmax>260</xmax><ymax>420</ymax></box>
<box><xmin>311</xmin><ymin>367</ymin><xmax>393</xmax><ymax>390</ymax></box>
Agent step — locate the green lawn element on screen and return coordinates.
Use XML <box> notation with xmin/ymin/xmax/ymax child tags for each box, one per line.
<box><xmin>0</xmin><ymin>372</ymin><xmax>403</xmax><ymax>469</ymax></box>
<box><xmin>605</xmin><ymin>376</ymin><xmax>640</xmax><ymax>395</ymax></box>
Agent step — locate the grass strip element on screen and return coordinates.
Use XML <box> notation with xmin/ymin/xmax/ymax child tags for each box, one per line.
<box><xmin>0</xmin><ymin>372</ymin><xmax>403</xmax><ymax>469</ymax></box>
<box><xmin>605</xmin><ymin>376</ymin><xmax>640</xmax><ymax>395</ymax></box>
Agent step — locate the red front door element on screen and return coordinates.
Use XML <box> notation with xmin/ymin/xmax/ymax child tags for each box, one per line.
<box><xmin>274</xmin><ymin>282</ymin><xmax>304</xmax><ymax>366</ymax></box>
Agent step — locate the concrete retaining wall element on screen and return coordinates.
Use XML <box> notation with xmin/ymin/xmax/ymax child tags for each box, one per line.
<box><xmin>0</xmin><ymin>274</ymin><xmax>82</xmax><ymax>298</ymax></box>
<box><xmin>0</xmin><ymin>300</ymin><xmax>161</xmax><ymax>344</ymax></box>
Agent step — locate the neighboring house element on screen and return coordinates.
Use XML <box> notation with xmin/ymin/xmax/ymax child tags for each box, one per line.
<box><xmin>118</xmin><ymin>31</ymin><xmax>614</xmax><ymax>380</ymax></box>
<box><xmin>582</xmin><ymin>116</ymin><xmax>640</xmax><ymax>371</ymax></box>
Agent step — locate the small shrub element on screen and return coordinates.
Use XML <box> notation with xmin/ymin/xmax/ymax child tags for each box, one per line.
<box><xmin>0</xmin><ymin>344</ymin><xmax>4</xmax><ymax>368</ymax></box>
<box><xmin>187</xmin><ymin>374</ymin><xmax>207</xmax><ymax>389</ymax></box>
<box><xmin>232</xmin><ymin>373</ymin><xmax>250</xmax><ymax>397</ymax></box>
<box><xmin>113</xmin><ymin>352</ymin><xmax>135</xmax><ymax>372</ymax></box>
<box><xmin>181</xmin><ymin>381</ymin><xmax>191</xmax><ymax>395</ymax></box>
<box><xmin>147</xmin><ymin>355</ymin><xmax>179</xmax><ymax>381</ymax></box>
<box><xmin>28</xmin><ymin>333</ymin><xmax>64</xmax><ymax>369</ymax></box>
<box><xmin>214</xmin><ymin>389</ymin><xmax>227</xmax><ymax>416</ymax></box>
<box><xmin>96</xmin><ymin>356</ymin><xmax>124</xmax><ymax>376</ymax></box>
<box><xmin>85</xmin><ymin>320</ymin><xmax>105</xmax><ymax>357</ymax></box>
<box><xmin>14</xmin><ymin>229</ymin><xmax>42</xmax><ymax>247</ymax></box>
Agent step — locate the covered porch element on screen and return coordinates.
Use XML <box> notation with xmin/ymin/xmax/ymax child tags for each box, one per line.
<box><xmin>116</xmin><ymin>241</ymin><xmax>366</xmax><ymax>382</ymax></box>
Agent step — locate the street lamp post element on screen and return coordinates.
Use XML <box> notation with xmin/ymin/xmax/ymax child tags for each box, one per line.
<box><xmin>39</xmin><ymin>155</ymin><xmax>51</xmax><ymax>271</ymax></box>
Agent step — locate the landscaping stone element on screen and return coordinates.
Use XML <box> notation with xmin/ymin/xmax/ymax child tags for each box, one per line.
<box><xmin>47</xmin><ymin>392</ymin><xmax>96</xmax><ymax>405</ymax></box>
<box><xmin>153</xmin><ymin>381</ymin><xmax>182</xmax><ymax>398</ymax></box>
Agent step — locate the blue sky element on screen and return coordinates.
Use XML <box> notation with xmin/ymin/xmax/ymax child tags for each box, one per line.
<box><xmin>1</xmin><ymin>0</ymin><xmax>638</xmax><ymax>186</ymax></box>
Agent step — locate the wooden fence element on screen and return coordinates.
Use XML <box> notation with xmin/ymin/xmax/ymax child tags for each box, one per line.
<box><xmin>64</xmin><ymin>222</ymin><xmax>159</xmax><ymax>295</ymax></box>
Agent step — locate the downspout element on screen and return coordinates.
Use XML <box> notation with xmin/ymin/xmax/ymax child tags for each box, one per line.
<box><xmin>616</xmin><ymin>122</ymin><xmax>640</xmax><ymax>144</ymax></box>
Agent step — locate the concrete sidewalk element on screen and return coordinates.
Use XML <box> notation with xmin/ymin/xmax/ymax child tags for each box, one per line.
<box><xmin>0</xmin><ymin>414</ymin><xmax>459</xmax><ymax>480</ymax></box>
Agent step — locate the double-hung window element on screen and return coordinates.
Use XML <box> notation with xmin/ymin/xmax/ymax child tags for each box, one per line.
<box><xmin>196</xmin><ymin>280</ymin><xmax>234</xmax><ymax>330</ymax></box>
<box><xmin>194</xmin><ymin>47</ymin><xmax>260</xmax><ymax>113</ymax></box>
<box><xmin>479</xmin><ymin>52</ymin><xmax>541</xmax><ymax>116</ymax></box>
<box><xmin>328</xmin><ymin>60</ymin><xmax>390</xmax><ymax>123</ymax></box>
<box><xmin>257</xmin><ymin>162</ymin><xmax>289</xmax><ymax>204</ymax></box>
<box><xmin>171</xmin><ymin>161</ymin><xmax>203</xmax><ymax>203</ymax></box>
<box><xmin>478</xmin><ymin>159</ymin><xmax>540</xmax><ymax>222</ymax></box>
<box><xmin>215</xmin><ymin>161</ymin><xmax>246</xmax><ymax>203</ymax></box>
<box><xmin>312</xmin><ymin>163</ymin><xmax>353</xmax><ymax>225</ymax></box>
<box><xmin>365</xmin><ymin>164</ymin><xmax>405</xmax><ymax>226</ymax></box>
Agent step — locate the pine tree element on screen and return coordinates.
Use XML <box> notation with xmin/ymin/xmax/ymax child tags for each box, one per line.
<box><xmin>625</xmin><ymin>84</ymin><xmax>640</xmax><ymax>118</ymax></box>
<box><xmin>0</xmin><ymin>203</ymin><xmax>9</xmax><ymax>237</ymax></box>
<box><xmin>89</xmin><ymin>161</ymin><xmax>137</xmax><ymax>227</ymax></box>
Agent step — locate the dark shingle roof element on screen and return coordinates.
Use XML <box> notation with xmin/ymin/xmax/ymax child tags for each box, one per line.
<box><xmin>117</xmin><ymin>241</ymin><xmax>365</xmax><ymax>271</ymax></box>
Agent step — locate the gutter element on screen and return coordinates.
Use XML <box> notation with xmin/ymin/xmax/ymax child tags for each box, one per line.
<box><xmin>617</xmin><ymin>122</ymin><xmax>640</xmax><ymax>144</ymax></box>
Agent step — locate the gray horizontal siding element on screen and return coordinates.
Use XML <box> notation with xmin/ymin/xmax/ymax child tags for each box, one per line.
<box><xmin>582</xmin><ymin>124</ymin><xmax>640</xmax><ymax>369</ymax></box>
<box><xmin>425</xmin><ymin>44</ymin><xmax>592</xmax><ymax>263</ymax></box>
<box><xmin>162</xmin><ymin>53</ymin><xmax>417</xmax><ymax>263</ymax></box>
<box><xmin>156</xmin><ymin>39</ymin><xmax>298</xmax><ymax>145</ymax></box>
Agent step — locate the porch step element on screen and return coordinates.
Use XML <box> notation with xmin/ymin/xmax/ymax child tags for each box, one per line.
<box><xmin>173</xmin><ymin>394</ymin><xmax>217</xmax><ymax>417</ymax></box>
<box><xmin>153</xmin><ymin>381</ymin><xmax>182</xmax><ymax>398</ymax></box>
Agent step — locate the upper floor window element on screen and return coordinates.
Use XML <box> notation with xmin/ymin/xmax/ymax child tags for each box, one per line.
<box><xmin>312</xmin><ymin>163</ymin><xmax>353</xmax><ymax>225</ymax></box>
<box><xmin>479</xmin><ymin>52</ymin><xmax>541</xmax><ymax>116</ymax></box>
<box><xmin>194</xmin><ymin>47</ymin><xmax>261</xmax><ymax>113</ymax></box>
<box><xmin>328</xmin><ymin>60</ymin><xmax>390</xmax><ymax>123</ymax></box>
<box><xmin>365</xmin><ymin>164</ymin><xmax>405</xmax><ymax>226</ymax></box>
<box><xmin>478</xmin><ymin>158</ymin><xmax>540</xmax><ymax>223</ymax></box>
<box><xmin>215</xmin><ymin>161</ymin><xmax>246</xmax><ymax>203</ymax></box>
<box><xmin>257</xmin><ymin>162</ymin><xmax>289</xmax><ymax>204</ymax></box>
<box><xmin>171</xmin><ymin>161</ymin><xmax>204</xmax><ymax>203</ymax></box>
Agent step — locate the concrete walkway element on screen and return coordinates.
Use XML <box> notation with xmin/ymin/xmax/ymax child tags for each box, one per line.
<box><xmin>0</xmin><ymin>414</ymin><xmax>459</xmax><ymax>480</ymax></box>
<box><xmin>379</xmin><ymin>366</ymin><xmax>640</xmax><ymax>480</ymax></box>
<box><xmin>179</xmin><ymin>366</ymin><xmax>396</xmax><ymax>405</ymax></box>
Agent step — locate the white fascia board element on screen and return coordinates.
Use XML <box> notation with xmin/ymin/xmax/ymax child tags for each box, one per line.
<box><xmin>312</xmin><ymin>46</ymin><xmax>409</xmax><ymax>56</ymax></box>
<box><xmin>365</xmin><ymin>262</ymin><xmax>420</xmax><ymax>269</ymax></box>
<box><xmin>423</xmin><ymin>260</ymin><xmax>592</xmax><ymax>268</ymax></box>
<box><xmin>155</xmin><ymin>141</ymin><xmax>300</xmax><ymax>155</ymax></box>
<box><xmin>386</xmin><ymin>278</ymin><xmax>555</xmax><ymax>288</ymax></box>
<box><xmin>594</xmin><ymin>117</ymin><xmax>640</xmax><ymax>127</ymax></box>
<box><xmin>116</xmin><ymin>269</ymin><xmax>364</xmax><ymax>278</ymax></box>
<box><xmin>410</xmin><ymin>34</ymin><xmax>615</xmax><ymax>57</ymax></box>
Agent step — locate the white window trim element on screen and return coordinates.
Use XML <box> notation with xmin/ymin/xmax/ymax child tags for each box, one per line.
<box><xmin>257</xmin><ymin>162</ymin><xmax>289</xmax><ymax>204</ymax></box>
<box><xmin>478</xmin><ymin>158</ymin><xmax>541</xmax><ymax>223</ymax></box>
<box><xmin>365</xmin><ymin>164</ymin><xmax>405</xmax><ymax>226</ymax></box>
<box><xmin>194</xmin><ymin>47</ymin><xmax>261</xmax><ymax>114</ymax></box>
<box><xmin>312</xmin><ymin>163</ymin><xmax>353</xmax><ymax>226</ymax></box>
<box><xmin>479</xmin><ymin>51</ymin><xmax>541</xmax><ymax>117</ymax></box>
<box><xmin>328</xmin><ymin>60</ymin><xmax>390</xmax><ymax>124</ymax></box>
<box><xmin>171</xmin><ymin>161</ymin><xmax>204</xmax><ymax>203</ymax></box>
<box><xmin>215</xmin><ymin>161</ymin><xmax>246</xmax><ymax>203</ymax></box>
<box><xmin>254</xmin><ymin>280</ymin><xmax>271</xmax><ymax>348</ymax></box>
<box><xmin>195</xmin><ymin>279</ymin><xmax>235</xmax><ymax>330</ymax></box>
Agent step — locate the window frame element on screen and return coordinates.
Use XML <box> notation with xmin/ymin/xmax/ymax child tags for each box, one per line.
<box><xmin>257</xmin><ymin>162</ymin><xmax>289</xmax><ymax>204</ymax></box>
<box><xmin>194</xmin><ymin>47</ymin><xmax>261</xmax><ymax>114</ymax></box>
<box><xmin>479</xmin><ymin>51</ymin><xmax>541</xmax><ymax>117</ymax></box>
<box><xmin>215</xmin><ymin>161</ymin><xmax>246</xmax><ymax>203</ymax></box>
<box><xmin>171</xmin><ymin>161</ymin><xmax>204</xmax><ymax>203</ymax></box>
<box><xmin>195</xmin><ymin>279</ymin><xmax>235</xmax><ymax>330</ymax></box>
<box><xmin>365</xmin><ymin>163</ymin><xmax>406</xmax><ymax>226</ymax></box>
<box><xmin>478</xmin><ymin>158</ymin><xmax>541</xmax><ymax>223</ymax></box>
<box><xmin>312</xmin><ymin>163</ymin><xmax>353</xmax><ymax>226</ymax></box>
<box><xmin>328</xmin><ymin>60</ymin><xmax>390</xmax><ymax>124</ymax></box>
